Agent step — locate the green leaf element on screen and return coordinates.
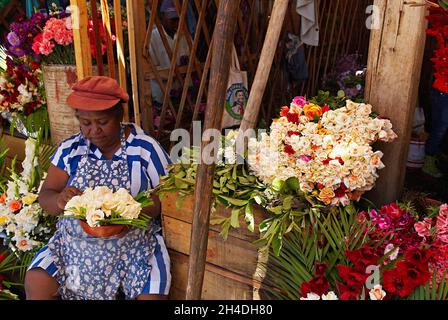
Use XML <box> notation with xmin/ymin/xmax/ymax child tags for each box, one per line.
<box><xmin>230</xmin><ymin>208</ymin><xmax>240</xmax><ymax>228</ymax></box>
<box><xmin>272</xmin><ymin>235</ymin><xmax>283</xmax><ymax>257</ymax></box>
<box><xmin>245</xmin><ymin>203</ymin><xmax>255</xmax><ymax>232</ymax></box>
<box><xmin>282</xmin><ymin>196</ymin><xmax>292</xmax><ymax>211</ymax></box>
<box><xmin>210</xmin><ymin>217</ymin><xmax>229</xmax><ymax>225</ymax></box>
<box><xmin>272</xmin><ymin>178</ymin><xmax>286</xmax><ymax>193</ymax></box>
<box><xmin>217</xmin><ymin>195</ymin><xmax>249</xmax><ymax>207</ymax></box>
<box><xmin>286</xmin><ymin>177</ymin><xmax>300</xmax><ymax>192</ymax></box>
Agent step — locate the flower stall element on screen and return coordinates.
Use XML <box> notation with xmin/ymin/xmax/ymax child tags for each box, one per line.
<box><xmin>0</xmin><ymin>0</ymin><xmax>446</xmax><ymax>302</ymax></box>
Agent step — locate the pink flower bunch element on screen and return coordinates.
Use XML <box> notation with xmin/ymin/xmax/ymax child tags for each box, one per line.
<box><xmin>32</xmin><ymin>17</ymin><xmax>73</xmax><ymax>56</ymax></box>
<box><xmin>413</xmin><ymin>204</ymin><xmax>448</xmax><ymax>284</ymax></box>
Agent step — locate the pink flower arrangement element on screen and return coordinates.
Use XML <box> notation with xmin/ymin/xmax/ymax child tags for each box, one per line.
<box><xmin>32</xmin><ymin>16</ymin><xmax>74</xmax><ymax>63</ymax></box>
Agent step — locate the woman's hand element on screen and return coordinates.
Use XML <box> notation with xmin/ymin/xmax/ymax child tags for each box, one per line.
<box><xmin>56</xmin><ymin>186</ymin><xmax>82</xmax><ymax>211</ymax></box>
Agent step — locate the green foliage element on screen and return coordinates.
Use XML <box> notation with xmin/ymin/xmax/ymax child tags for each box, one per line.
<box><xmin>260</xmin><ymin>205</ymin><xmax>377</xmax><ymax>299</ymax></box>
<box><xmin>439</xmin><ymin>0</ymin><xmax>448</xmax><ymax>12</ymax></box>
<box><xmin>308</xmin><ymin>90</ymin><xmax>348</xmax><ymax>110</ymax></box>
<box><xmin>407</xmin><ymin>270</ymin><xmax>448</xmax><ymax>300</ymax></box>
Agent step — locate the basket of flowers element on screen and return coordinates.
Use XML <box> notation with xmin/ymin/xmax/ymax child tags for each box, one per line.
<box><xmin>62</xmin><ymin>186</ymin><xmax>153</xmax><ymax>238</ymax></box>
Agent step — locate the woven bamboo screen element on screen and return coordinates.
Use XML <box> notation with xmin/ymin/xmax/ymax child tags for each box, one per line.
<box><xmin>85</xmin><ymin>0</ymin><xmax>373</xmax><ymax>148</ymax></box>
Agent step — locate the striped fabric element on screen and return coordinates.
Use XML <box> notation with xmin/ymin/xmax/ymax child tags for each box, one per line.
<box><xmin>50</xmin><ymin>123</ymin><xmax>172</xmax><ymax>197</ymax></box>
<box><xmin>28</xmin><ymin>123</ymin><xmax>173</xmax><ymax>296</ymax></box>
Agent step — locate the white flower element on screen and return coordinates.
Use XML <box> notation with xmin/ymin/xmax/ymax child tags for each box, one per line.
<box><xmin>86</xmin><ymin>208</ymin><xmax>105</xmax><ymax>227</ymax></box>
<box><xmin>369</xmin><ymin>285</ymin><xmax>386</xmax><ymax>300</ymax></box>
<box><xmin>13</xmin><ymin>236</ymin><xmax>36</xmax><ymax>251</ymax></box>
<box><xmin>300</xmin><ymin>293</ymin><xmax>321</xmax><ymax>300</ymax></box>
<box><xmin>384</xmin><ymin>244</ymin><xmax>399</xmax><ymax>261</ymax></box>
<box><xmin>119</xmin><ymin>203</ymin><xmax>142</xmax><ymax>220</ymax></box>
<box><xmin>65</xmin><ymin>195</ymin><xmax>86</xmax><ymax>216</ymax></box>
<box><xmin>321</xmin><ymin>291</ymin><xmax>339</xmax><ymax>300</ymax></box>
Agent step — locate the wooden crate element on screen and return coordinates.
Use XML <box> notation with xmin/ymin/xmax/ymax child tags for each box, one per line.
<box><xmin>161</xmin><ymin>192</ymin><xmax>269</xmax><ymax>300</ymax></box>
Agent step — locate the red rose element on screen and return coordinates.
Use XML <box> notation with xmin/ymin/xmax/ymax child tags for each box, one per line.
<box><xmin>286</xmin><ymin>112</ymin><xmax>299</xmax><ymax>124</ymax></box>
<box><xmin>280</xmin><ymin>106</ymin><xmax>290</xmax><ymax>117</ymax></box>
<box><xmin>284</xmin><ymin>145</ymin><xmax>295</xmax><ymax>156</ymax></box>
<box><xmin>380</xmin><ymin>203</ymin><xmax>405</xmax><ymax>219</ymax></box>
<box><xmin>9</xmin><ymin>199</ymin><xmax>22</xmax><ymax>212</ymax></box>
<box><xmin>322</xmin><ymin>105</ymin><xmax>330</xmax><ymax>113</ymax></box>
<box><xmin>287</xmin><ymin>131</ymin><xmax>301</xmax><ymax>137</ymax></box>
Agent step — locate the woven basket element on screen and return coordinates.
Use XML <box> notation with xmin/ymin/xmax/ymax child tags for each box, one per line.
<box><xmin>42</xmin><ymin>65</ymin><xmax>108</xmax><ymax>145</ymax></box>
<box><xmin>41</xmin><ymin>65</ymin><xmax>80</xmax><ymax>146</ymax></box>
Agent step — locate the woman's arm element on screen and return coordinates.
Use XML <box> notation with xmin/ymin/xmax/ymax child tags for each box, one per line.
<box><xmin>141</xmin><ymin>194</ymin><xmax>161</xmax><ymax>218</ymax></box>
<box><xmin>39</xmin><ymin>164</ymin><xmax>82</xmax><ymax>215</ymax></box>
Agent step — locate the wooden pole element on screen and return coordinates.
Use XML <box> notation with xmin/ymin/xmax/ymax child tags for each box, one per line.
<box><xmin>238</xmin><ymin>0</ymin><xmax>289</xmax><ymax>132</ymax></box>
<box><xmin>365</xmin><ymin>0</ymin><xmax>427</xmax><ymax>205</ymax></box>
<box><xmin>186</xmin><ymin>0</ymin><xmax>241</xmax><ymax>300</ymax></box>
<box><xmin>113</xmin><ymin>0</ymin><xmax>129</xmax><ymax>122</ymax></box>
<box><xmin>100</xmin><ymin>0</ymin><xmax>116</xmax><ymax>79</ymax></box>
<box><xmin>90</xmin><ymin>0</ymin><xmax>104</xmax><ymax>76</ymax></box>
<box><xmin>70</xmin><ymin>0</ymin><xmax>92</xmax><ymax>79</ymax></box>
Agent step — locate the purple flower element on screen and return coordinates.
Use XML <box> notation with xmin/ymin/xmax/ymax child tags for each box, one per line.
<box><xmin>7</xmin><ymin>32</ymin><xmax>21</xmax><ymax>46</ymax></box>
<box><xmin>9</xmin><ymin>46</ymin><xmax>25</xmax><ymax>57</ymax></box>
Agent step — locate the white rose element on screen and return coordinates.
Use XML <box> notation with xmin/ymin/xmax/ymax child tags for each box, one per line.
<box><xmin>300</xmin><ymin>293</ymin><xmax>321</xmax><ymax>300</ymax></box>
<box><xmin>321</xmin><ymin>291</ymin><xmax>339</xmax><ymax>300</ymax></box>
<box><xmin>86</xmin><ymin>208</ymin><xmax>105</xmax><ymax>227</ymax></box>
<box><xmin>369</xmin><ymin>285</ymin><xmax>386</xmax><ymax>300</ymax></box>
<box><xmin>119</xmin><ymin>203</ymin><xmax>142</xmax><ymax>220</ymax></box>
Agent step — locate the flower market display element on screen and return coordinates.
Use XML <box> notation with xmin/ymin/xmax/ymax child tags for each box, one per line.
<box><xmin>0</xmin><ymin>131</ymin><xmax>55</xmax><ymax>253</ymax></box>
<box><xmin>426</xmin><ymin>5</ymin><xmax>448</xmax><ymax>94</ymax></box>
<box><xmin>154</xmin><ymin>96</ymin><xmax>397</xmax><ymax>253</ymax></box>
<box><xmin>265</xmin><ymin>202</ymin><xmax>448</xmax><ymax>300</ymax></box>
<box><xmin>248</xmin><ymin>98</ymin><xmax>397</xmax><ymax>207</ymax></box>
<box><xmin>63</xmin><ymin>186</ymin><xmax>152</xmax><ymax>229</ymax></box>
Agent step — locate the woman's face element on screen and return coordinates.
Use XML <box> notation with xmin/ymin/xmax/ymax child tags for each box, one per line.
<box><xmin>76</xmin><ymin>109</ymin><xmax>121</xmax><ymax>149</ymax></box>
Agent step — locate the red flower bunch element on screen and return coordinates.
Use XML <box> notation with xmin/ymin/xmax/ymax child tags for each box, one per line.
<box><xmin>300</xmin><ymin>262</ymin><xmax>330</xmax><ymax>297</ymax></box>
<box><xmin>336</xmin><ymin>246</ymin><xmax>382</xmax><ymax>300</ymax></box>
<box><xmin>426</xmin><ymin>7</ymin><xmax>448</xmax><ymax>94</ymax></box>
<box><xmin>414</xmin><ymin>204</ymin><xmax>448</xmax><ymax>284</ymax></box>
<box><xmin>382</xmin><ymin>248</ymin><xmax>431</xmax><ymax>298</ymax></box>
<box><xmin>0</xmin><ymin>57</ymin><xmax>45</xmax><ymax>116</ymax></box>
<box><xmin>88</xmin><ymin>16</ymin><xmax>117</xmax><ymax>60</ymax></box>
<box><xmin>359</xmin><ymin>203</ymin><xmax>422</xmax><ymax>254</ymax></box>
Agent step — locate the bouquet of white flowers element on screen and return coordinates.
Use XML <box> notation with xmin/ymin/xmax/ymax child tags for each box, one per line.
<box><xmin>248</xmin><ymin>98</ymin><xmax>397</xmax><ymax>206</ymax></box>
<box><xmin>63</xmin><ymin>186</ymin><xmax>153</xmax><ymax>231</ymax></box>
<box><xmin>0</xmin><ymin>133</ymin><xmax>55</xmax><ymax>252</ymax></box>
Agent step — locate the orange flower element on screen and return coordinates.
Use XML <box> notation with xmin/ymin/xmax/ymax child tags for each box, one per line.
<box><xmin>9</xmin><ymin>200</ymin><xmax>22</xmax><ymax>212</ymax></box>
<box><xmin>0</xmin><ymin>193</ymin><xmax>6</xmax><ymax>204</ymax></box>
<box><xmin>303</xmin><ymin>103</ymin><xmax>323</xmax><ymax>120</ymax></box>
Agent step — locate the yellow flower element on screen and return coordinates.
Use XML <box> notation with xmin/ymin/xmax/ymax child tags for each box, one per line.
<box><xmin>23</xmin><ymin>194</ymin><xmax>38</xmax><ymax>205</ymax></box>
<box><xmin>303</xmin><ymin>103</ymin><xmax>323</xmax><ymax>120</ymax></box>
<box><xmin>0</xmin><ymin>216</ymin><xmax>7</xmax><ymax>225</ymax></box>
<box><xmin>318</xmin><ymin>188</ymin><xmax>335</xmax><ymax>205</ymax></box>
<box><xmin>318</xmin><ymin>128</ymin><xmax>327</xmax><ymax>135</ymax></box>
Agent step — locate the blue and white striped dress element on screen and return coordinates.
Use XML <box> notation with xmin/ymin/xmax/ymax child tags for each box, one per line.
<box><xmin>28</xmin><ymin>123</ymin><xmax>172</xmax><ymax>296</ymax></box>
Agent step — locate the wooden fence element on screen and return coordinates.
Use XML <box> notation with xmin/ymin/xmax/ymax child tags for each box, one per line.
<box><xmin>72</xmin><ymin>0</ymin><xmax>372</xmax><ymax>148</ymax></box>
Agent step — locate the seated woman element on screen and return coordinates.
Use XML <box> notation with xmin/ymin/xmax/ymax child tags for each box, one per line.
<box><xmin>24</xmin><ymin>76</ymin><xmax>172</xmax><ymax>300</ymax></box>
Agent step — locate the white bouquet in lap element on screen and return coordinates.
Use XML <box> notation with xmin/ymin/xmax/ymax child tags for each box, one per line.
<box><xmin>63</xmin><ymin>186</ymin><xmax>152</xmax><ymax>230</ymax></box>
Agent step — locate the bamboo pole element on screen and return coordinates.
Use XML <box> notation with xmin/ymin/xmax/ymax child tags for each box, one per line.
<box><xmin>113</xmin><ymin>0</ymin><xmax>129</xmax><ymax>122</ymax></box>
<box><xmin>186</xmin><ymin>0</ymin><xmax>241</xmax><ymax>300</ymax></box>
<box><xmin>70</xmin><ymin>0</ymin><xmax>92</xmax><ymax>79</ymax></box>
<box><xmin>90</xmin><ymin>0</ymin><xmax>104</xmax><ymax>76</ymax></box>
<box><xmin>126</xmin><ymin>0</ymin><xmax>141</xmax><ymax>126</ymax></box>
<box><xmin>100</xmin><ymin>0</ymin><xmax>116</xmax><ymax>80</ymax></box>
<box><xmin>238</xmin><ymin>0</ymin><xmax>289</xmax><ymax>132</ymax></box>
